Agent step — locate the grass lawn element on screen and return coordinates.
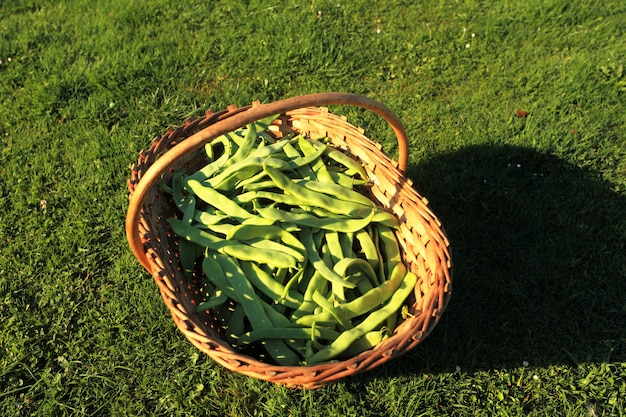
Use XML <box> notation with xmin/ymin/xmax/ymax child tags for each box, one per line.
<box><xmin>1</xmin><ymin>0</ymin><xmax>625</xmax><ymax>415</ymax></box>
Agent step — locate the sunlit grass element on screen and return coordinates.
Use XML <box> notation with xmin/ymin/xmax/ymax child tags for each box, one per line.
<box><xmin>1</xmin><ymin>0</ymin><xmax>625</xmax><ymax>415</ymax></box>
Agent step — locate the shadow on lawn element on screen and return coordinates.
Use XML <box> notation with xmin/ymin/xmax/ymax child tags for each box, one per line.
<box><xmin>366</xmin><ymin>144</ymin><xmax>626</xmax><ymax>379</ymax></box>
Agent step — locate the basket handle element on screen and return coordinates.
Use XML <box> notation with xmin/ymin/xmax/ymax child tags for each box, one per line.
<box><xmin>126</xmin><ymin>92</ymin><xmax>409</xmax><ymax>272</ymax></box>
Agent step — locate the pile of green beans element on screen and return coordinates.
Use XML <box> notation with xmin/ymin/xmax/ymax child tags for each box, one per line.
<box><xmin>164</xmin><ymin>116</ymin><xmax>417</xmax><ymax>366</ymax></box>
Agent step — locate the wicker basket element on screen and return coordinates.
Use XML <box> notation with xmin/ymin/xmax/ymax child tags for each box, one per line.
<box><xmin>126</xmin><ymin>93</ymin><xmax>452</xmax><ymax>389</ymax></box>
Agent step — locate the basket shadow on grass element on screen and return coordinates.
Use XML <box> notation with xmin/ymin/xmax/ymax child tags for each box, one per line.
<box><xmin>357</xmin><ymin>144</ymin><xmax>626</xmax><ymax>381</ymax></box>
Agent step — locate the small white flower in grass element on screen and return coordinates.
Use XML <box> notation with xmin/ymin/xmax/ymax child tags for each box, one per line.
<box><xmin>471</xmin><ymin>33</ymin><xmax>476</xmax><ymax>38</ymax></box>
<box><xmin>455</xmin><ymin>365</ymin><xmax>461</xmax><ymax>371</ymax></box>
<box><xmin>523</xmin><ymin>360</ymin><xmax>529</xmax><ymax>367</ymax></box>
<box><xmin>533</xmin><ymin>374</ymin><xmax>539</xmax><ymax>380</ymax></box>
<box><xmin>466</xmin><ymin>43</ymin><xmax>471</xmax><ymax>48</ymax></box>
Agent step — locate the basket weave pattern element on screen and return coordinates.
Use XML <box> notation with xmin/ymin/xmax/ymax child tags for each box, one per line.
<box><xmin>127</xmin><ymin>94</ymin><xmax>452</xmax><ymax>389</ymax></box>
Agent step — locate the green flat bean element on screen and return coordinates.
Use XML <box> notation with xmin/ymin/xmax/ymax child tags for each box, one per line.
<box><xmin>294</xmin><ymin>257</ymin><xmax>312</xmax><ymax>294</ymax></box>
<box><xmin>258</xmin><ymin>132</ymin><xmax>275</xmax><ymax>144</ymax></box>
<box><xmin>175</xmin><ymin>189</ymin><xmax>201</xmax><ymax>279</ymax></box>
<box><xmin>187</xmin><ymin>136</ymin><xmax>233</xmax><ymax>182</ymax></box>
<box><xmin>302</xmin><ymin>264</ymin><xmax>324</xmax><ymax>299</ymax></box>
<box><xmin>297</xmin><ymin>179</ymin><xmax>375</xmax><ymax>208</ymax></box>
<box><xmin>376</xmin><ymin>224</ymin><xmax>403</xmax><ymax>276</ymax></box>
<box><xmin>171</xmin><ymin>170</ymin><xmax>189</xmax><ymax>211</ymax></box>
<box><xmin>305</xmin><ymin>271</ymin><xmax>417</xmax><ymax>364</ymax></box>
<box><xmin>324</xmin><ymin>146</ymin><xmax>369</xmax><ymax>180</ymax></box>
<box><xmin>193</xmin><ymin>209</ymin><xmax>229</xmax><ymax>226</ymax></box>
<box><xmin>327</xmin><ymin>169</ymin><xmax>371</xmax><ymax>189</ymax></box>
<box><xmin>204</xmin><ymin>254</ymin><xmax>295</xmax><ymax>332</ymax></box>
<box><xmin>264</xmin><ymin>165</ymin><xmax>373</xmax><ymax>218</ymax></box>
<box><xmin>178</xmin><ymin>226</ymin><xmax>200</xmax><ymax>279</ymax></box>
<box><xmin>256</xmin><ymin>205</ymin><xmax>376</xmax><ymax>233</ymax></box>
<box><xmin>321</xmin><ymin>238</ymin><xmax>348</xmax><ymax>303</ymax></box>
<box><xmin>291</xmin><ymin>270</ymin><xmax>327</xmax><ymax>320</ymax></box>
<box><xmin>259</xmin><ymin>299</ymin><xmax>292</xmax><ymax>328</ymax></box>
<box><xmin>301</xmin><ymin>229</ymin><xmax>356</xmax><ymax>289</ymax></box>
<box><xmin>213</xmin><ymin>166</ymin><xmax>265</xmax><ymax>192</ymax></box>
<box><xmin>285</xmin><ymin>143</ymin><xmax>327</xmax><ymax>169</ymax></box>
<box><xmin>351</xmin><ymin>271</ymin><xmax>374</xmax><ymax>295</ymax></box>
<box><xmin>297</xmin><ymin>137</ymin><xmax>333</xmax><ymax>182</ymax></box>
<box><xmin>204</xmin><ymin>137</ymin><xmax>216</xmax><ymax>160</ymax></box>
<box><xmin>370</xmin><ymin>225</ymin><xmax>386</xmax><ymax>280</ymax></box>
<box><xmin>245</xmin><ymin>238</ymin><xmax>305</xmax><ymax>264</ymax></box>
<box><xmin>294</xmin><ymin>262</ymin><xmax>408</xmax><ymax>327</ymax></box>
<box><xmin>312</xmin><ymin>290</ymin><xmax>351</xmax><ymax>330</ymax></box>
<box><xmin>237</xmin><ymin>327</ymin><xmax>340</xmax><ymax>347</ymax></box>
<box><xmin>239</xmin><ymin>216</ymin><xmax>276</xmax><ymax>226</ymax></box>
<box><xmin>333</xmin><ymin>257</ymin><xmax>379</xmax><ymax>288</ymax></box>
<box><xmin>202</xmin><ymin>222</ymin><xmax>234</xmax><ymax>237</ymax></box>
<box><xmin>282</xmin><ymin>140</ymin><xmax>317</xmax><ymax>180</ymax></box>
<box><xmin>257</xmin><ymin>284</ymin><xmax>316</xmax><ymax>360</ymax></box>
<box><xmin>246</xmin><ymin>136</ymin><xmax>293</xmax><ymax>159</ymax></box>
<box><xmin>371</xmin><ymin>210</ymin><xmax>400</xmax><ymax>228</ymax></box>
<box><xmin>338</xmin><ymin>262</ymin><xmax>408</xmax><ymax>318</ymax></box>
<box><xmin>218</xmin><ymin>115</ymin><xmax>278</xmax><ymax>167</ymax></box>
<box><xmin>168</xmin><ymin>218</ymin><xmax>298</xmax><ymax>269</ymax></box>
<box><xmin>232</xmin><ymin>141</ymin><xmax>295</xmax><ymax>189</ymax></box>
<box><xmin>252</xmin><ymin>114</ymin><xmax>280</xmax><ymax>132</ymax></box>
<box><xmin>238</xmin><ymin>261</ymin><xmax>303</xmax><ymax>309</ymax></box>
<box><xmin>338</xmin><ymin>328</ymin><xmax>389</xmax><ymax>358</ymax></box>
<box><xmin>239</xmin><ymin>180</ymin><xmax>278</xmax><ymax>192</ymax></box>
<box><xmin>224</xmin><ymin>130</ymin><xmax>245</xmax><ymax>148</ymax></box>
<box><xmin>225</xmin><ymin>303</ymin><xmax>246</xmax><ymax>345</ymax></box>
<box><xmin>233</xmin><ymin>190</ymin><xmax>308</xmax><ymax>208</ymax></box>
<box><xmin>184</xmin><ymin>179</ymin><xmax>256</xmax><ymax>222</ymax></box>
<box><xmin>280</xmin><ymin>140</ymin><xmax>302</xmax><ymax>159</ymax></box>
<box><xmin>202</xmin><ymin>252</ymin><xmax>238</xmax><ymax>300</ymax></box>
<box><xmin>223</xmin><ymin>122</ymin><xmax>258</xmax><ymax>168</ymax></box>
<box><xmin>266</xmin><ymin>299</ymin><xmax>287</xmax><ymax>314</ymax></box>
<box><xmin>385</xmin><ymin>306</ymin><xmax>398</xmax><ymax>332</ymax></box>
<box><xmin>280</xmin><ymin>267</ymin><xmax>303</xmax><ymax>300</ymax></box>
<box><xmin>202</xmin><ymin>156</ymin><xmax>290</xmax><ymax>191</ymax></box>
<box><xmin>226</xmin><ymin>224</ymin><xmax>296</xmax><ymax>244</ymax></box>
<box><xmin>324</xmin><ymin>231</ymin><xmax>344</xmax><ymax>266</ymax></box>
<box><xmin>354</xmin><ymin>229</ymin><xmax>382</xmax><ymax>284</ymax></box>
<box><xmin>307</xmin><ymin>206</ymin><xmax>399</xmax><ymax>229</ymax></box>
<box><xmin>271</xmin><ymin>266</ymin><xmax>287</xmax><ymax>285</ymax></box>
<box><xmin>213</xmin><ymin>252</ymin><xmax>300</xmax><ymax>366</ymax></box>
<box><xmin>195</xmin><ymin>289</ymin><xmax>228</xmax><ymax>312</ymax></box>
<box><xmin>235</xmin><ymin>171</ymin><xmax>270</xmax><ymax>191</ymax></box>
<box><xmin>339</xmin><ymin>232</ymin><xmax>356</xmax><ymax>258</ymax></box>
